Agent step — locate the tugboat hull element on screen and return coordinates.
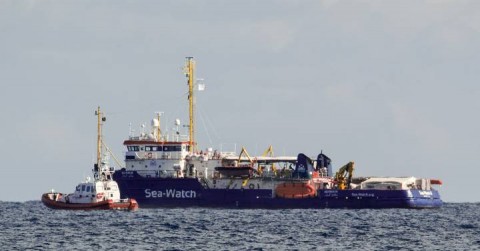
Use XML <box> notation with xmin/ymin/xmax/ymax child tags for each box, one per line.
<box><xmin>41</xmin><ymin>193</ymin><xmax>138</xmax><ymax>211</ymax></box>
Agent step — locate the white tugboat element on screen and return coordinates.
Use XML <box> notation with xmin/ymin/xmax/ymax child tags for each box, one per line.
<box><xmin>42</xmin><ymin>107</ymin><xmax>138</xmax><ymax>211</ymax></box>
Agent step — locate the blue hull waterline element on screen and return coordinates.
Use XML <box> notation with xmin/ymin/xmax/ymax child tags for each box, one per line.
<box><xmin>113</xmin><ymin>172</ymin><xmax>442</xmax><ymax>209</ymax></box>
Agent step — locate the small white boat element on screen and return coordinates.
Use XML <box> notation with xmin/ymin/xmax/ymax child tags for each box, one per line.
<box><xmin>42</xmin><ymin>107</ymin><xmax>138</xmax><ymax>211</ymax></box>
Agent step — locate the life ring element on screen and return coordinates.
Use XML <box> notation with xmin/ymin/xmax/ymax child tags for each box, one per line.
<box><xmin>96</xmin><ymin>193</ymin><xmax>104</xmax><ymax>199</ymax></box>
<box><xmin>249</xmin><ymin>184</ymin><xmax>255</xmax><ymax>189</ymax></box>
<box><xmin>146</xmin><ymin>152</ymin><xmax>153</xmax><ymax>159</ymax></box>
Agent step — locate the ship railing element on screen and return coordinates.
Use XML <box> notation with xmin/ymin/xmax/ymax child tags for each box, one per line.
<box><xmin>133</xmin><ymin>152</ymin><xmax>182</xmax><ymax>160</ymax></box>
<box><xmin>133</xmin><ymin>169</ymin><xmax>181</xmax><ymax>178</ymax></box>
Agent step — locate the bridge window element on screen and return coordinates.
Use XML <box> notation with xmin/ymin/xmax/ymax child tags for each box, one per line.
<box><xmin>163</xmin><ymin>145</ymin><xmax>182</xmax><ymax>152</ymax></box>
<box><xmin>81</xmin><ymin>185</ymin><xmax>86</xmax><ymax>191</ymax></box>
<box><xmin>127</xmin><ymin>146</ymin><xmax>140</xmax><ymax>151</ymax></box>
<box><xmin>145</xmin><ymin>146</ymin><xmax>152</xmax><ymax>151</ymax></box>
<box><xmin>86</xmin><ymin>186</ymin><xmax>91</xmax><ymax>192</ymax></box>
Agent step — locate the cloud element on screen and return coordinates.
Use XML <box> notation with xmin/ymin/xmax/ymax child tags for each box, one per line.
<box><xmin>251</xmin><ymin>20</ymin><xmax>295</xmax><ymax>52</ymax></box>
<box><xmin>324</xmin><ymin>84</ymin><xmax>358</xmax><ymax>100</ymax></box>
<box><xmin>390</xmin><ymin>102</ymin><xmax>450</xmax><ymax>152</ymax></box>
<box><xmin>17</xmin><ymin>112</ymin><xmax>91</xmax><ymax>161</ymax></box>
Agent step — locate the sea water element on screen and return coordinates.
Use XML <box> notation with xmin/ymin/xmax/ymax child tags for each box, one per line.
<box><xmin>1</xmin><ymin>201</ymin><xmax>478</xmax><ymax>250</ymax></box>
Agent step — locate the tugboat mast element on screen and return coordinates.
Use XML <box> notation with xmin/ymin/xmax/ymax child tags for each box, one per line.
<box><xmin>95</xmin><ymin>106</ymin><xmax>106</xmax><ymax>172</ymax></box>
<box><xmin>185</xmin><ymin>57</ymin><xmax>196</xmax><ymax>153</ymax></box>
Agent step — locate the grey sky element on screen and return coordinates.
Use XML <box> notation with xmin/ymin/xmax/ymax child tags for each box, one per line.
<box><xmin>1</xmin><ymin>0</ymin><xmax>478</xmax><ymax>202</ymax></box>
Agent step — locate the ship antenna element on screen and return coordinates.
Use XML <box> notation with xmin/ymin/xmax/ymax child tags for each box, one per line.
<box><xmin>185</xmin><ymin>57</ymin><xmax>196</xmax><ymax>153</ymax></box>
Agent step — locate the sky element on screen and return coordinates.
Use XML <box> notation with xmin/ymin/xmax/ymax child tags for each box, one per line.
<box><xmin>1</xmin><ymin>0</ymin><xmax>479</xmax><ymax>202</ymax></box>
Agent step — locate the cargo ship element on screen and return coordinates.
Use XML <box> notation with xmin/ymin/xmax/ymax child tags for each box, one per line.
<box><xmin>112</xmin><ymin>57</ymin><xmax>443</xmax><ymax>209</ymax></box>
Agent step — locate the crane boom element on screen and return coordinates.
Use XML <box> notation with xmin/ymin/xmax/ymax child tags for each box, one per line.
<box><xmin>334</xmin><ymin>161</ymin><xmax>355</xmax><ymax>190</ymax></box>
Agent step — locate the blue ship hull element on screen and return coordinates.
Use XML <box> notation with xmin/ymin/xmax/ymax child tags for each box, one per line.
<box><xmin>113</xmin><ymin>171</ymin><xmax>442</xmax><ymax>209</ymax></box>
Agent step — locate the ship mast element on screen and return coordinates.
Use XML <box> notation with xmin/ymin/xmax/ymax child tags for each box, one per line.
<box><xmin>95</xmin><ymin>106</ymin><xmax>106</xmax><ymax>171</ymax></box>
<box><xmin>185</xmin><ymin>57</ymin><xmax>196</xmax><ymax>153</ymax></box>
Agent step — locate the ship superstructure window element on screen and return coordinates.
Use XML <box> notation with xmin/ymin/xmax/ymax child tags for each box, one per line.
<box><xmin>163</xmin><ymin>146</ymin><xmax>182</xmax><ymax>152</ymax></box>
<box><xmin>145</xmin><ymin>146</ymin><xmax>160</xmax><ymax>151</ymax></box>
<box><xmin>86</xmin><ymin>186</ymin><xmax>91</xmax><ymax>192</ymax></box>
<box><xmin>82</xmin><ymin>185</ymin><xmax>86</xmax><ymax>191</ymax></box>
<box><xmin>127</xmin><ymin>146</ymin><xmax>140</xmax><ymax>151</ymax></box>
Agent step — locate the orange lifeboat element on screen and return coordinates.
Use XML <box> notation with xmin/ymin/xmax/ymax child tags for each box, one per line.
<box><xmin>275</xmin><ymin>182</ymin><xmax>316</xmax><ymax>199</ymax></box>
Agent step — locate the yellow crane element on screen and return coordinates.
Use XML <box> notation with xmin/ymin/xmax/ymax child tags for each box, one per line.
<box><xmin>238</xmin><ymin>147</ymin><xmax>254</xmax><ymax>166</ymax></box>
<box><xmin>260</xmin><ymin>145</ymin><xmax>277</xmax><ymax>175</ymax></box>
<box><xmin>334</xmin><ymin>161</ymin><xmax>355</xmax><ymax>190</ymax></box>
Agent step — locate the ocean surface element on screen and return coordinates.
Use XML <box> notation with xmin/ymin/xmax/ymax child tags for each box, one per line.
<box><xmin>1</xmin><ymin>202</ymin><xmax>479</xmax><ymax>250</ymax></box>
